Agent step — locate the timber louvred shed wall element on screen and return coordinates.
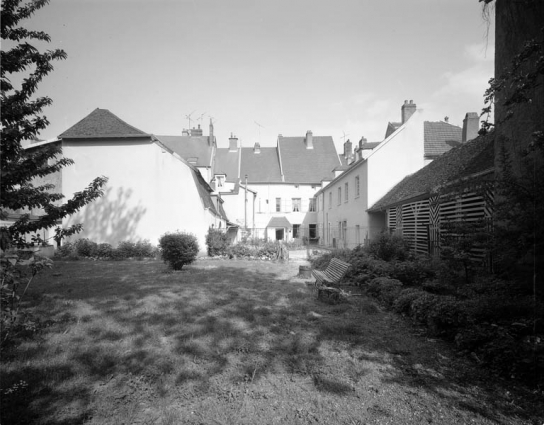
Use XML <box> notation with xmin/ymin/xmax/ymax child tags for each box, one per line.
<box><xmin>370</xmin><ymin>134</ymin><xmax>495</xmax><ymax>257</ymax></box>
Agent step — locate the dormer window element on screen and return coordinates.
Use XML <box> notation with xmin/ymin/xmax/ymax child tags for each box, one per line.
<box><xmin>214</xmin><ymin>174</ymin><xmax>226</xmax><ymax>189</ymax></box>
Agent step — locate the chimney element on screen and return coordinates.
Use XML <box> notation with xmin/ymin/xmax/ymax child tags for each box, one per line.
<box><xmin>305</xmin><ymin>130</ymin><xmax>313</xmax><ymax>149</ymax></box>
<box><xmin>229</xmin><ymin>133</ymin><xmax>238</xmax><ymax>152</ymax></box>
<box><xmin>253</xmin><ymin>142</ymin><xmax>261</xmax><ymax>154</ymax></box>
<box><xmin>401</xmin><ymin>99</ymin><xmax>417</xmax><ymax>124</ymax></box>
<box><xmin>191</xmin><ymin>124</ymin><xmax>203</xmax><ymax>137</ymax></box>
<box><xmin>358</xmin><ymin>137</ymin><xmax>367</xmax><ymax>160</ymax></box>
<box><xmin>343</xmin><ymin>139</ymin><xmax>352</xmax><ymax>160</ymax></box>
<box><xmin>208</xmin><ymin>119</ymin><xmax>214</xmax><ymax>146</ymax></box>
<box><xmin>462</xmin><ymin>112</ymin><xmax>479</xmax><ymax>142</ymax></box>
<box><xmin>182</xmin><ymin>129</ymin><xmax>190</xmax><ymax>136</ymax></box>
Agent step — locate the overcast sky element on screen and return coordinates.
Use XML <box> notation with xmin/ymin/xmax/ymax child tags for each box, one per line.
<box><xmin>21</xmin><ymin>0</ymin><xmax>495</xmax><ymax>152</ymax></box>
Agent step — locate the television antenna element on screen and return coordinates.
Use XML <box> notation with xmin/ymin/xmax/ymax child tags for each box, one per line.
<box><xmin>341</xmin><ymin>131</ymin><xmax>350</xmax><ymax>143</ymax></box>
<box><xmin>185</xmin><ymin>110</ymin><xmax>196</xmax><ymax>129</ymax></box>
<box><xmin>208</xmin><ymin>115</ymin><xmax>217</xmax><ymax>126</ymax></box>
<box><xmin>198</xmin><ymin>112</ymin><xmax>207</xmax><ymax>126</ymax></box>
<box><xmin>254</xmin><ymin>121</ymin><xmax>265</xmax><ymax>144</ymax></box>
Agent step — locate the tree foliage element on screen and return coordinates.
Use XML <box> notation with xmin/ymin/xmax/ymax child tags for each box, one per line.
<box><xmin>1</xmin><ymin>0</ymin><xmax>107</xmax><ymax>248</ymax></box>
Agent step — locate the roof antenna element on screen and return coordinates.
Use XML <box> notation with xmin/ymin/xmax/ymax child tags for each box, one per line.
<box><xmin>185</xmin><ymin>110</ymin><xmax>196</xmax><ymax>129</ymax></box>
<box><xmin>198</xmin><ymin>112</ymin><xmax>206</xmax><ymax>126</ymax></box>
<box><xmin>341</xmin><ymin>131</ymin><xmax>350</xmax><ymax>143</ymax></box>
<box><xmin>254</xmin><ymin>121</ymin><xmax>265</xmax><ymax>145</ymax></box>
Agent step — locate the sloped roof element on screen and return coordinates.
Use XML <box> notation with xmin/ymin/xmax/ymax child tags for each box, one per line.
<box><xmin>214</xmin><ymin>148</ymin><xmax>240</xmax><ymax>182</ymax></box>
<box><xmin>155</xmin><ymin>135</ymin><xmax>214</xmax><ymax>167</ymax></box>
<box><xmin>59</xmin><ymin>108</ymin><xmax>150</xmax><ymax>139</ymax></box>
<box><xmin>368</xmin><ymin>133</ymin><xmax>494</xmax><ymax>212</ymax></box>
<box><xmin>267</xmin><ymin>216</ymin><xmax>292</xmax><ymax>228</ymax></box>
<box><xmin>385</xmin><ymin>122</ymin><xmax>401</xmax><ymax>139</ymax></box>
<box><xmin>190</xmin><ymin>166</ymin><xmax>224</xmax><ymax>219</ymax></box>
<box><xmin>424</xmin><ymin>121</ymin><xmax>462</xmax><ymax>158</ymax></box>
<box><xmin>361</xmin><ymin>141</ymin><xmax>381</xmax><ymax>150</ymax></box>
<box><xmin>278</xmin><ymin>136</ymin><xmax>340</xmax><ymax>183</ymax></box>
<box><xmin>240</xmin><ymin>147</ymin><xmax>282</xmax><ymax>182</ymax></box>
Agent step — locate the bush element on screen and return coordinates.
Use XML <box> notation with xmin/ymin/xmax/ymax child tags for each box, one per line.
<box><xmin>206</xmin><ymin>228</ymin><xmax>230</xmax><ymax>257</ymax></box>
<box><xmin>366</xmin><ymin>231</ymin><xmax>411</xmax><ymax>261</ymax></box>
<box><xmin>74</xmin><ymin>238</ymin><xmax>97</xmax><ymax>257</ymax></box>
<box><xmin>158</xmin><ymin>232</ymin><xmax>199</xmax><ymax>270</ymax></box>
<box><xmin>409</xmin><ymin>292</ymin><xmax>440</xmax><ymax>324</ymax></box>
<box><xmin>389</xmin><ymin>258</ymin><xmax>435</xmax><ymax>286</ymax></box>
<box><xmin>55</xmin><ymin>242</ymin><xmax>75</xmax><ymax>258</ymax></box>
<box><xmin>257</xmin><ymin>242</ymin><xmax>278</xmax><ymax>259</ymax></box>
<box><xmin>393</xmin><ymin>288</ymin><xmax>426</xmax><ymax>314</ymax></box>
<box><xmin>366</xmin><ymin>277</ymin><xmax>403</xmax><ymax>306</ymax></box>
<box><xmin>95</xmin><ymin>243</ymin><xmax>114</xmax><ymax>259</ymax></box>
<box><xmin>227</xmin><ymin>243</ymin><xmax>255</xmax><ymax>258</ymax></box>
<box><xmin>116</xmin><ymin>240</ymin><xmax>156</xmax><ymax>259</ymax></box>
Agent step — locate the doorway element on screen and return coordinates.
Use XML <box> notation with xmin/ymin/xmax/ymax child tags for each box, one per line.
<box><xmin>275</xmin><ymin>228</ymin><xmax>284</xmax><ymax>240</ymax></box>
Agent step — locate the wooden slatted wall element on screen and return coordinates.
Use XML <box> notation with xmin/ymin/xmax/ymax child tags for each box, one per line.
<box><xmin>400</xmin><ymin>200</ymin><xmax>430</xmax><ymax>254</ymax></box>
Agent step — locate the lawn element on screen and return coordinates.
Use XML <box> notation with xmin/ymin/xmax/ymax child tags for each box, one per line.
<box><xmin>1</xmin><ymin>258</ymin><xmax>542</xmax><ymax>425</ymax></box>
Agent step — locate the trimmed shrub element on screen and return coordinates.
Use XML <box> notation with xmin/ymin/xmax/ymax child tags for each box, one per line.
<box><xmin>158</xmin><ymin>232</ymin><xmax>199</xmax><ymax>270</ymax></box>
<box><xmin>206</xmin><ymin>228</ymin><xmax>230</xmax><ymax>257</ymax></box>
<box><xmin>257</xmin><ymin>242</ymin><xmax>278</xmax><ymax>259</ymax></box>
<box><xmin>116</xmin><ymin>240</ymin><xmax>156</xmax><ymax>259</ymax></box>
<box><xmin>389</xmin><ymin>258</ymin><xmax>435</xmax><ymax>286</ymax></box>
<box><xmin>366</xmin><ymin>231</ymin><xmax>411</xmax><ymax>261</ymax></box>
<box><xmin>426</xmin><ymin>296</ymin><xmax>468</xmax><ymax>337</ymax></box>
<box><xmin>74</xmin><ymin>238</ymin><xmax>97</xmax><ymax>257</ymax></box>
<box><xmin>409</xmin><ymin>292</ymin><xmax>440</xmax><ymax>324</ymax></box>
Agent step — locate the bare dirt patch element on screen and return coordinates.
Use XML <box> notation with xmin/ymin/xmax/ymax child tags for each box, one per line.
<box><xmin>1</xmin><ymin>258</ymin><xmax>542</xmax><ymax>424</ymax></box>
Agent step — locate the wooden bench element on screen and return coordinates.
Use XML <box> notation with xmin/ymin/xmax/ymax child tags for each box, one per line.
<box><xmin>312</xmin><ymin>258</ymin><xmax>350</xmax><ymax>301</ymax></box>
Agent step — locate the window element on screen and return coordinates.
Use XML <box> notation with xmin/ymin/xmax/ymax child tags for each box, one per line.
<box><xmin>309</xmin><ymin>198</ymin><xmax>316</xmax><ymax>212</ymax></box>
<box><xmin>276</xmin><ymin>197</ymin><xmax>281</xmax><ymax>212</ymax></box>
<box><xmin>345</xmin><ymin>182</ymin><xmax>349</xmax><ymax>202</ymax></box>
<box><xmin>338</xmin><ymin>187</ymin><xmax>341</xmax><ymax>205</ymax></box>
<box><xmin>292</xmin><ymin>198</ymin><xmax>301</xmax><ymax>212</ymax></box>
<box><xmin>329</xmin><ymin>192</ymin><xmax>332</xmax><ymax>209</ymax></box>
<box><xmin>293</xmin><ymin>224</ymin><xmax>300</xmax><ymax>238</ymax></box>
<box><xmin>309</xmin><ymin>224</ymin><xmax>317</xmax><ymax>239</ymax></box>
<box><xmin>355</xmin><ymin>175</ymin><xmax>360</xmax><ymax>197</ymax></box>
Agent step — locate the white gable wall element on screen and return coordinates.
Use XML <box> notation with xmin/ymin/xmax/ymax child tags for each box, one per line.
<box><xmin>62</xmin><ymin>139</ymin><xmax>211</xmax><ymax>252</ymax></box>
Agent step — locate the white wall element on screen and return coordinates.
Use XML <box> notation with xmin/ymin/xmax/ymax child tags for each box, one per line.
<box><xmin>62</xmin><ymin>139</ymin><xmax>212</xmax><ymax>253</ymax></box>
<box><xmin>316</xmin><ymin>110</ymin><xmax>427</xmax><ymax>246</ymax></box>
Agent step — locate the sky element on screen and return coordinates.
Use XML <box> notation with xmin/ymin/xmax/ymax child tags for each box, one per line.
<box><xmin>14</xmin><ymin>0</ymin><xmax>495</xmax><ymax>152</ymax></box>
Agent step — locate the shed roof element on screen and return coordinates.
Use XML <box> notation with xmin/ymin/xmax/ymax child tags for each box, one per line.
<box><xmin>59</xmin><ymin>108</ymin><xmax>150</xmax><ymax>139</ymax></box>
<box><xmin>368</xmin><ymin>133</ymin><xmax>494</xmax><ymax>211</ymax></box>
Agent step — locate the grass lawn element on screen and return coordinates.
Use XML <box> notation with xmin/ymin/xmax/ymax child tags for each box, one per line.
<box><xmin>1</xmin><ymin>258</ymin><xmax>542</xmax><ymax>425</ymax></box>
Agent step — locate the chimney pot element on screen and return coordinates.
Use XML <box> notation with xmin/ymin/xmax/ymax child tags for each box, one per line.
<box><xmin>228</xmin><ymin>133</ymin><xmax>238</xmax><ymax>151</ymax></box>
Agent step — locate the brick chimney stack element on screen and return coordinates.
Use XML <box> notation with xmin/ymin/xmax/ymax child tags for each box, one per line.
<box><xmin>208</xmin><ymin>119</ymin><xmax>214</xmax><ymax>146</ymax></box>
<box><xmin>305</xmin><ymin>130</ymin><xmax>313</xmax><ymax>149</ymax></box>
<box><xmin>343</xmin><ymin>139</ymin><xmax>352</xmax><ymax>161</ymax></box>
<box><xmin>401</xmin><ymin>100</ymin><xmax>416</xmax><ymax>124</ymax></box>
<box><xmin>228</xmin><ymin>133</ymin><xmax>238</xmax><ymax>152</ymax></box>
<box><xmin>462</xmin><ymin>112</ymin><xmax>479</xmax><ymax>142</ymax></box>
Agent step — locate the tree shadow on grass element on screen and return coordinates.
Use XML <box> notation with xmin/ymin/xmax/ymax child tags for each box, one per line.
<box><xmin>1</xmin><ymin>259</ymin><xmax>542</xmax><ymax>424</ymax></box>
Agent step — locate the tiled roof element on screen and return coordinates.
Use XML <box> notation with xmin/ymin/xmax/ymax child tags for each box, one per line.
<box><xmin>156</xmin><ymin>135</ymin><xmax>214</xmax><ymax>167</ymax></box>
<box><xmin>190</xmin><ymin>166</ymin><xmax>223</xmax><ymax>218</ymax></box>
<box><xmin>424</xmin><ymin>121</ymin><xmax>462</xmax><ymax>158</ymax></box>
<box><xmin>214</xmin><ymin>148</ymin><xmax>240</xmax><ymax>182</ymax></box>
<box><xmin>368</xmin><ymin>133</ymin><xmax>494</xmax><ymax>212</ymax></box>
<box><xmin>240</xmin><ymin>147</ymin><xmax>282</xmax><ymax>183</ymax></box>
<box><xmin>59</xmin><ymin>108</ymin><xmax>150</xmax><ymax>139</ymax></box>
<box><xmin>385</xmin><ymin>122</ymin><xmax>401</xmax><ymax>139</ymax></box>
<box><xmin>267</xmin><ymin>216</ymin><xmax>292</xmax><ymax>228</ymax></box>
<box><xmin>278</xmin><ymin>136</ymin><xmax>340</xmax><ymax>183</ymax></box>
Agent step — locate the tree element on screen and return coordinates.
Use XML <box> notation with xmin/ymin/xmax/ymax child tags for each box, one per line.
<box><xmin>1</xmin><ymin>0</ymin><xmax>107</xmax><ymax>248</ymax></box>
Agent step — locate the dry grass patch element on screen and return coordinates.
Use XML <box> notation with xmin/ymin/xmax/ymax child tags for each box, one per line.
<box><xmin>1</xmin><ymin>259</ymin><xmax>542</xmax><ymax>425</ymax></box>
